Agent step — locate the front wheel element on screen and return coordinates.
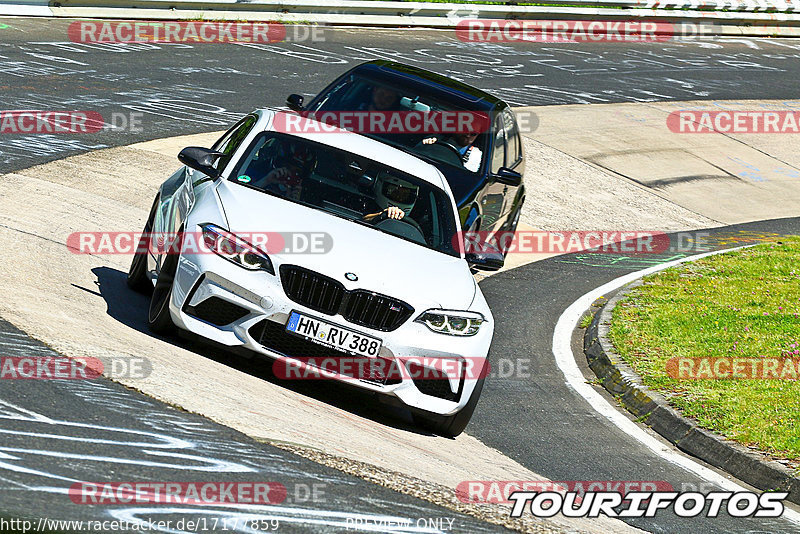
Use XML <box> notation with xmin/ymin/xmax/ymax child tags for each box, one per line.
<box><xmin>412</xmin><ymin>377</ymin><xmax>486</xmax><ymax>438</ymax></box>
<box><xmin>148</xmin><ymin>250</ymin><xmax>178</xmax><ymax>335</ymax></box>
<box><xmin>127</xmin><ymin>196</ymin><xmax>159</xmax><ymax>294</ymax></box>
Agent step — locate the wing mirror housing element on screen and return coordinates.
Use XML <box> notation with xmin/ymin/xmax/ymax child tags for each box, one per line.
<box><xmin>465</xmin><ymin>250</ymin><xmax>505</xmax><ymax>271</ymax></box>
<box><xmin>178</xmin><ymin>147</ymin><xmax>224</xmax><ymax>179</ymax></box>
<box><xmin>357</xmin><ymin>173</ymin><xmax>375</xmax><ymax>190</ymax></box>
<box><xmin>494</xmin><ymin>167</ymin><xmax>522</xmax><ymax>187</ymax></box>
<box><xmin>286</xmin><ymin>94</ymin><xmax>305</xmax><ymax>111</ymax></box>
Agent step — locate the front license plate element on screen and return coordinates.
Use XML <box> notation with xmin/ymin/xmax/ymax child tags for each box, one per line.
<box><xmin>285</xmin><ymin>311</ymin><xmax>382</xmax><ymax>358</ymax></box>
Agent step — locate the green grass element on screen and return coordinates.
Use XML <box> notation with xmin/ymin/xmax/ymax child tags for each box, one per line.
<box><xmin>609</xmin><ymin>237</ymin><xmax>800</xmax><ymax>463</ymax></box>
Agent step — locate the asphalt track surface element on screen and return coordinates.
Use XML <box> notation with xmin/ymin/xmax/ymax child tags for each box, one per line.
<box><xmin>2</xmin><ymin>18</ymin><xmax>800</xmax><ymax>172</ymax></box>
<box><xmin>1</xmin><ymin>16</ymin><xmax>800</xmax><ymax>533</ymax></box>
<box><xmin>0</xmin><ymin>317</ymin><xmax>503</xmax><ymax>533</ymax></box>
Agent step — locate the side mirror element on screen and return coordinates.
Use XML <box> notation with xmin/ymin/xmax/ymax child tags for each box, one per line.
<box><xmin>465</xmin><ymin>251</ymin><xmax>504</xmax><ymax>271</ymax></box>
<box><xmin>357</xmin><ymin>173</ymin><xmax>375</xmax><ymax>190</ymax></box>
<box><xmin>178</xmin><ymin>147</ymin><xmax>224</xmax><ymax>179</ymax></box>
<box><xmin>286</xmin><ymin>94</ymin><xmax>305</xmax><ymax>111</ymax></box>
<box><xmin>494</xmin><ymin>167</ymin><xmax>522</xmax><ymax>187</ymax></box>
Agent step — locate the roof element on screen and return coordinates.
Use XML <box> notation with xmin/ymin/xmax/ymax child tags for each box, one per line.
<box><xmin>348</xmin><ymin>61</ymin><xmax>506</xmax><ymax>112</ymax></box>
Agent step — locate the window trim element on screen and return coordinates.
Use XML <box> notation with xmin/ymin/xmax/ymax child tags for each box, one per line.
<box><xmin>502</xmin><ymin>109</ymin><xmax>523</xmax><ymax>169</ymax></box>
<box><xmin>212</xmin><ymin>114</ymin><xmax>258</xmax><ymax>177</ymax></box>
<box><xmin>490</xmin><ymin>114</ymin><xmax>507</xmax><ymax>175</ymax></box>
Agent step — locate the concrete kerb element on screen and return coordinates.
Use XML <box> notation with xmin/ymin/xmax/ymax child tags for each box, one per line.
<box><xmin>584</xmin><ymin>277</ymin><xmax>800</xmax><ymax>504</ymax></box>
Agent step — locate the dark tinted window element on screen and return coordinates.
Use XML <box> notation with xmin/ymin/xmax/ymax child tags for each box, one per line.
<box><xmin>229</xmin><ymin>133</ymin><xmax>460</xmax><ymax>257</ymax></box>
<box><xmin>212</xmin><ymin>115</ymin><xmax>257</xmax><ymax>171</ymax></box>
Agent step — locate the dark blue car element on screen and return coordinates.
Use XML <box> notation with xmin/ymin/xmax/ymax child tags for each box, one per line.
<box><xmin>286</xmin><ymin>60</ymin><xmax>526</xmax><ymax>271</ymax></box>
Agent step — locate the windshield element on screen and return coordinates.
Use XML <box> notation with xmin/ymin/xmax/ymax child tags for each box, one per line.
<box><xmin>307</xmin><ymin>73</ymin><xmax>490</xmax><ymax>174</ymax></box>
<box><xmin>229</xmin><ymin>132</ymin><xmax>461</xmax><ymax>257</ymax></box>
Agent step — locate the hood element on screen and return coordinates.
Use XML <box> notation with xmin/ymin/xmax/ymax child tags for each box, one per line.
<box><xmin>215</xmin><ymin>181</ymin><xmax>477</xmax><ymax>311</ymax></box>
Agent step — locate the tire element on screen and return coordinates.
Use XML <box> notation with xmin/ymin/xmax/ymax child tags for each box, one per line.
<box><xmin>147</xmin><ymin>243</ymin><xmax>179</xmax><ymax>335</ymax></box>
<box><xmin>502</xmin><ymin>201</ymin><xmax>523</xmax><ymax>258</ymax></box>
<box><xmin>507</xmin><ymin>203</ymin><xmax>522</xmax><ymax>233</ymax></box>
<box><xmin>412</xmin><ymin>376</ymin><xmax>486</xmax><ymax>438</ymax></box>
<box><xmin>127</xmin><ymin>196</ymin><xmax>158</xmax><ymax>294</ymax></box>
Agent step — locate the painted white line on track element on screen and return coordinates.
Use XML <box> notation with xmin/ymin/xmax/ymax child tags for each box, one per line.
<box><xmin>551</xmin><ymin>245</ymin><xmax>800</xmax><ymax>525</ymax></box>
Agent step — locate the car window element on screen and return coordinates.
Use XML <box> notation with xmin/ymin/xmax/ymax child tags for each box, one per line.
<box><xmin>490</xmin><ymin>115</ymin><xmax>506</xmax><ymax>175</ymax></box>
<box><xmin>229</xmin><ymin>132</ymin><xmax>461</xmax><ymax>257</ymax></box>
<box><xmin>310</xmin><ymin>75</ymin><xmax>375</xmax><ymax>112</ymax></box>
<box><xmin>307</xmin><ymin>73</ymin><xmax>490</xmax><ymax>174</ymax></box>
<box><xmin>212</xmin><ymin>115</ymin><xmax>257</xmax><ymax>172</ymax></box>
<box><xmin>502</xmin><ymin>109</ymin><xmax>521</xmax><ymax>168</ymax></box>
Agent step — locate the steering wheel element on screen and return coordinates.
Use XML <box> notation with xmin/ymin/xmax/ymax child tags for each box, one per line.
<box><xmin>414</xmin><ymin>140</ymin><xmax>463</xmax><ymax>167</ymax></box>
<box><xmin>373</xmin><ymin>212</ymin><xmax>426</xmax><ymax>244</ymax></box>
<box><xmin>434</xmin><ymin>140</ymin><xmax>463</xmax><ymax>158</ymax></box>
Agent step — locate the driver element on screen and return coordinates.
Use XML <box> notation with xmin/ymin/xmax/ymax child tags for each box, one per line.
<box><xmin>363</xmin><ymin>174</ymin><xmax>419</xmax><ymax>223</ymax></box>
<box><xmin>262</xmin><ymin>141</ymin><xmax>316</xmax><ymax>200</ymax></box>
<box><xmin>419</xmin><ymin>132</ymin><xmax>482</xmax><ymax>173</ymax></box>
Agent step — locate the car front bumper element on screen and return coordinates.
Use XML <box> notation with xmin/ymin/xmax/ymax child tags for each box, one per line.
<box><xmin>168</xmin><ymin>250</ymin><xmax>493</xmax><ymax>416</ymax></box>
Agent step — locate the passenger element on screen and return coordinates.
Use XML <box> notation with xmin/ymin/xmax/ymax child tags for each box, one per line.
<box><xmin>262</xmin><ymin>142</ymin><xmax>316</xmax><ymax>200</ymax></box>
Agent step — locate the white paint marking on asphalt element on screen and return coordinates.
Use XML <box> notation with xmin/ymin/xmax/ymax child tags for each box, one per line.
<box><xmin>0</xmin><ymin>398</ymin><xmax>256</xmax><ymax>473</ymax></box>
<box><xmin>0</xmin><ymin>398</ymin><xmax>54</xmax><ymax>423</ymax></box>
<box><xmin>552</xmin><ymin>246</ymin><xmax>800</xmax><ymax>524</ymax></box>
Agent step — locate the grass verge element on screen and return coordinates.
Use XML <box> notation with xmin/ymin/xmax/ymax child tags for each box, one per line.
<box><xmin>609</xmin><ymin>237</ymin><xmax>800</xmax><ymax>464</ymax></box>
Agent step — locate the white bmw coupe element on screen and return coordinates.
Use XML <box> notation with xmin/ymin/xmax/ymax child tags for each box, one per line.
<box><xmin>128</xmin><ymin>110</ymin><xmax>494</xmax><ymax>436</ymax></box>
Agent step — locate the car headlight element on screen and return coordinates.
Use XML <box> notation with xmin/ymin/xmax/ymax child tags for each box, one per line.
<box><xmin>416</xmin><ymin>309</ymin><xmax>485</xmax><ymax>336</ymax></box>
<box><xmin>201</xmin><ymin>223</ymin><xmax>274</xmax><ymax>274</ymax></box>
